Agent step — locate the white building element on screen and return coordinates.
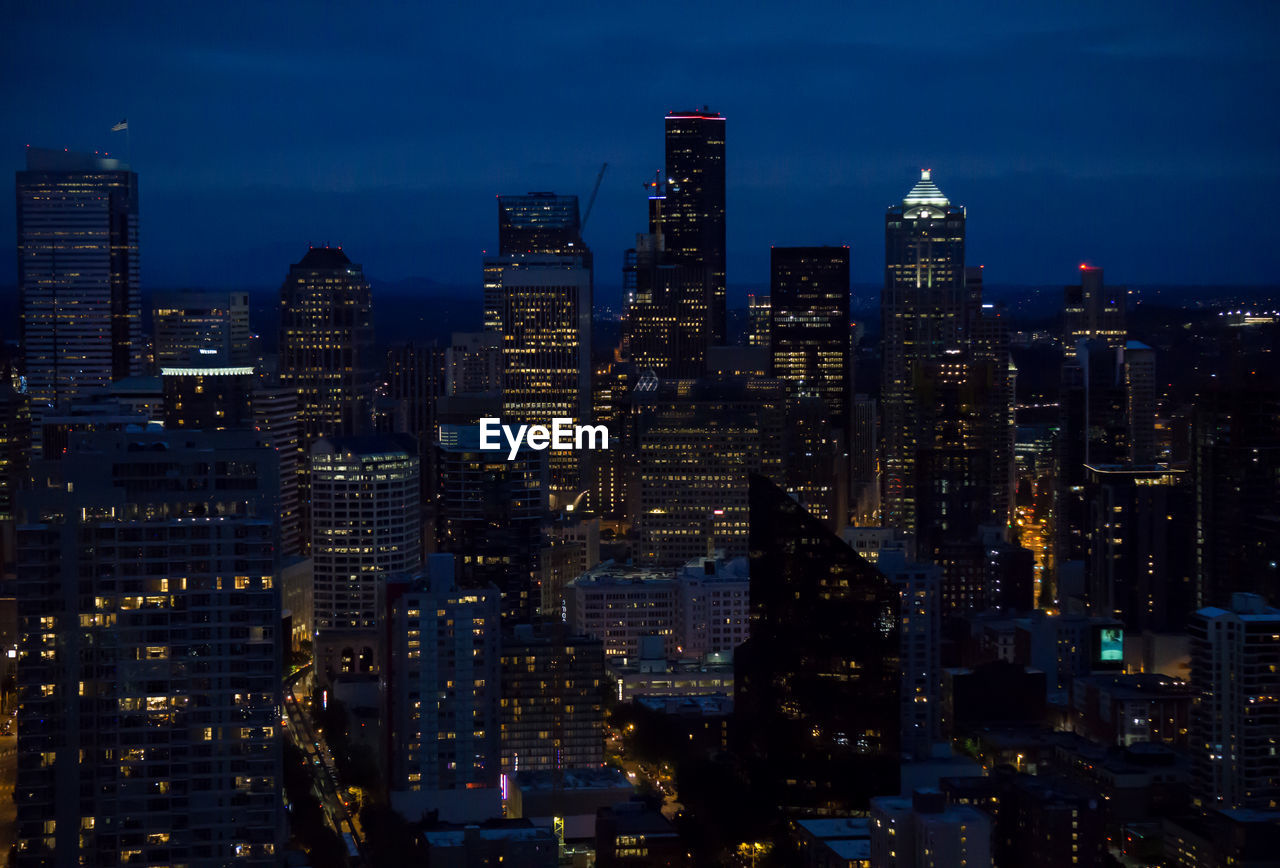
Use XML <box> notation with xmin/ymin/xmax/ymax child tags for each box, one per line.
<box><xmin>564</xmin><ymin>553</ymin><xmax>749</xmax><ymax>661</ymax></box>
<box><xmin>311</xmin><ymin>434</ymin><xmax>421</xmax><ymax>681</ymax></box>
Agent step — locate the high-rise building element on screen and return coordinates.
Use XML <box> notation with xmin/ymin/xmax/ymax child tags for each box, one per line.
<box><xmin>386</xmin><ymin>554</ymin><xmax>502</xmax><ymax>823</ymax></box>
<box><xmin>160</xmin><ymin>365</ymin><xmax>255</xmax><ymax>430</ymax></box>
<box><xmin>436</xmin><ymin>424</ymin><xmax>547</xmax><ymax>623</ymax></box>
<box><xmin>1189</xmin><ymin>593</ymin><xmax>1280</xmax><ymax>810</ymax></box>
<box><xmin>445</xmin><ymin>332</ymin><xmax>502</xmax><ymax>397</ymax></box>
<box><xmin>880</xmin><ymin>170</ymin><xmax>968</xmax><ymax>537</ymax></box>
<box><xmin>381</xmin><ymin>342</ymin><xmax>443</xmax><ymax>497</ymax></box>
<box><xmin>152</xmin><ymin>290</ymin><xmax>251</xmax><ymax>366</ymax></box>
<box><xmin>1191</xmin><ymin>370</ymin><xmax>1280</xmax><ymax>609</ymax></box>
<box><xmin>1085</xmin><ymin>464</ymin><xmax>1192</xmax><ymax>632</ymax></box>
<box><xmin>736</xmin><ymin>474</ymin><xmax>900</xmax><ymax>810</ymax></box>
<box><xmin>486</xmin><ymin>252</ymin><xmax>591</xmax><ymax>504</ymax></box>
<box><xmin>769</xmin><ymin>246</ymin><xmax>851</xmax><ymax>434</ymax></box>
<box><xmin>310</xmin><ymin>434</ymin><xmax>421</xmax><ymax>681</ymax></box>
<box><xmin>663</xmin><ymin>109</ymin><xmax>726</xmax><ymax>345</ymax></box>
<box><xmin>879</xmin><ymin>552</ymin><xmax>944</xmax><ymax>760</ymax></box>
<box><xmin>497</xmin><ymin>192</ymin><xmax>587</xmax><ymax>259</ymax></box>
<box><xmin>499</xmin><ymin>623</ymin><xmax>605</xmax><ymax>775</ymax></box>
<box><xmin>747</xmin><ymin>293</ymin><xmax>771</xmax><ymax>351</ymax></box>
<box><xmin>17</xmin><ymin>148</ymin><xmax>142</xmax><ymax>441</ymax></box>
<box><xmin>630</xmin><ymin>376</ymin><xmax>785</xmax><ymax>567</ymax></box>
<box><xmin>277</xmin><ymin>246</ymin><xmax>375</xmax><ymax>446</ymax></box>
<box><xmin>15</xmin><ymin>429</ymin><xmax>283</xmax><ymax>866</ymax></box>
<box><xmin>1063</xmin><ymin>265</ymin><xmax>1126</xmax><ymax>352</ymax></box>
<box><xmin>250</xmin><ymin>382</ymin><xmax>304</xmax><ymax>558</ymax></box>
<box><xmin>624</xmin><ymin>226</ymin><xmax>715</xmax><ymax>379</ymax></box>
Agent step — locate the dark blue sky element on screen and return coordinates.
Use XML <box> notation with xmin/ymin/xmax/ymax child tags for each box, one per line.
<box><xmin>4</xmin><ymin>1</ymin><xmax>1278</xmax><ymax>305</ymax></box>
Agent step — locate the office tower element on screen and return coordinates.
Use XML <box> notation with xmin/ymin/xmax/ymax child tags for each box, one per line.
<box><xmin>310</xmin><ymin>434</ymin><xmax>421</xmax><ymax>681</ymax></box>
<box><xmin>1189</xmin><ymin>593</ymin><xmax>1280</xmax><ymax>810</ymax></box>
<box><xmin>487</xmin><ymin>253</ymin><xmax>591</xmax><ymax>505</ymax></box>
<box><xmin>160</xmin><ymin>365</ymin><xmax>255</xmax><ymax>430</ymax></box>
<box><xmin>1192</xmin><ymin>371</ymin><xmax>1280</xmax><ymax>608</ymax></box>
<box><xmin>538</xmin><ymin>515</ymin><xmax>601</xmax><ymax>616</ymax></box>
<box><xmin>0</xmin><ymin>376</ymin><xmax>29</xmax><ymax>572</ymax></box>
<box><xmin>1063</xmin><ymin>265</ymin><xmax>1126</xmax><ymax>352</ymax></box>
<box><xmin>498</xmin><ymin>192</ymin><xmax>587</xmax><ymax>259</ymax></box>
<box><xmin>675</xmin><ymin>553</ymin><xmax>750</xmax><ymax>660</ymax></box>
<box><xmin>624</xmin><ymin>231</ymin><xmax>716</xmax><ymax>378</ymax></box>
<box><xmin>15</xmin><ymin>430</ymin><xmax>282</xmax><ymax>866</ymax></box>
<box><xmin>152</xmin><ymin>290</ymin><xmax>251</xmax><ymax>366</ymax></box>
<box><xmin>565</xmin><ymin>565</ymin><xmax>676</xmax><ymax>658</ymax></box>
<box><xmin>736</xmin><ymin>474</ymin><xmax>900</xmax><ymax>810</ymax></box>
<box><xmin>630</xmin><ymin>376</ymin><xmax>785</xmax><ymax>567</ymax></box>
<box><xmin>436</xmin><ymin>425</ymin><xmax>548</xmax><ymax>623</ymax></box>
<box><xmin>250</xmin><ymin>383</ymin><xmax>303</xmax><ymax>558</ymax></box>
<box><xmin>782</xmin><ymin>395</ymin><xmax>848</xmax><ymax>529</ymax></box>
<box><xmin>587</xmin><ymin>349</ymin><xmax>631</xmax><ymax>518</ymax></box>
<box><xmin>1122</xmin><ymin>341</ymin><xmax>1156</xmax><ymax>464</ymax></box>
<box><xmin>663</xmin><ymin>109</ymin><xmax>726</xmax><ymax>344</ymax></box>
<box><xmin>879</xmin><ymin>552</ymin><xmax>943</xmax><ymax>760</ymax></box>
<box><xmin>382</xmin><ymin>342</ymin><xmax>444</xmax><ymax>494</ymax></box>
<box><xmin>851</xmin><ymin>393</ymin><xmax>880</xmax><ymax>524</ymax></box>
<box><xmin>499</xmin><ymin>623</ymin><xmax>605</xmax><ymax>775</ymax></box>
<box><xmin>386</xmin><ymin>555</ymin><xmax>502</xmax><ymax>823</ymax></box>
<box><xmin>1085</xmin><ymin>464</ymin><xmax>1192</xmax><ymax>631</ymax></box>
<box><xmin>769</xmin><ymin>246</ymin><xmax>851</xmax><ymax>433</ymax></box>
<box><xmin>870</xmin><ymin>790</ymin><xmax>993</xmax><ymax>868</ymax></box>
<box><xmin>880</xmin><ymin>170</ymin><xmax>968</xmax><ymax>537</ymax></box>
<box><xmin>16</xmin><ymin>148</ymin><xmax>142</xmax><ymax>439</ymax></box>
<box><xmin>277</xmin><ymin>245</ymin><xmax>375</xmax><ymax>445</ymax></box>
<box><xmin>0</xmin><ymin>377</ymin><xmax>29</xmax><ymax>523</ymax></box>
<box><xmin>747</xmin><ymin>293</ymin><xmax>770</xmax><ymax>350</ymax></box>
<box><xmin>445</xmin><ymin>332</ymin><xmax>502</xmax><ymax>396</ymax></box>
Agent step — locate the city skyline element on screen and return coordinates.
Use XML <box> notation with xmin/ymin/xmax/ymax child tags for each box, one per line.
<box><xmin>2</xmin><ymin>3</ymin><xmax>1278</xmax><ymax>295</ymax></box>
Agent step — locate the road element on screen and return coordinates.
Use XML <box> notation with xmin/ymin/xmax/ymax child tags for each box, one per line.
<box><xmin>283</xmin><ymin>666</ymin><xmax>364</xmax><ymax>856</ymax></box>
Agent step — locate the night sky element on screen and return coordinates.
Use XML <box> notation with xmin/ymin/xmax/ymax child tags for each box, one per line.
<box><xmin>4</xmin><ymin>1</ymin><xmax>1278</xmax><ymax>304</ymax></box>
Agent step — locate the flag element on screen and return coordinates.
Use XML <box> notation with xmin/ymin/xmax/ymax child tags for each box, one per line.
<box><xmin>111</xmin><ymin>119</ymin><xmax>128</xmax><ymax>132</ymax></box>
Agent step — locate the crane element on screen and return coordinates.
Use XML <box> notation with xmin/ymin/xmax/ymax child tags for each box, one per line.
<box><xmin>580</xmin><ymin>162</ymin><xmax>608</xmax><ymax>234</ymax></box>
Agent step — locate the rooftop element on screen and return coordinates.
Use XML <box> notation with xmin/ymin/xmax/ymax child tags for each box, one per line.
<box><xmin>295</xmin><ymin>245</ymin><xmax>353</xmax><ymax>269</ymax></box>
<box><xmin>902</xmin><ymin>169</ymin><xmax>950</xmax><ymax>208</ymax></box>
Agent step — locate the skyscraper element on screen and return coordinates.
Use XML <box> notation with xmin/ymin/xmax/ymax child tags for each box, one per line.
<box><xmin>1189</xmin><ymin>593</ymin><xmax>1280</xmax><ymax>810</ymax></box>
<box><xmin>17</xmin><ymin>148</ymin><xmax>142</xmax><ymax>441</ymax></box>
<box><xmin>736</xmin><ymin>474</ymin><xmax>900</xmax><ymax>810</ymax></box>
<box><xmin>489</xmin><ymin>253</ymin><xmax>592</xmax><ymax>504</ymax></box>
<box><xmin>497</xmin><ymin>192</ymin><xmax>587</xmax><ymax>258</ymax></box>
<box><xmin>881</xmin><ymin>170</ymin><xmax>967</xmax><ymax>537</ymax></box>
<box><xmin>663</xmin><ymin>109</ymin><xmax>726</xmax><ymax>344</ymax></box>
<box><xmin>152</xmin><ymin>290</ymin><xmax>251</xmax><ymax>366</ymax></box>
<box><xmin>499</xmin><ymin>623</ymin><xmax>605</xmax><ymax>775</ymax></box>
<box><xmin>769</xmin><ymin>246</ymin><xmax>852</xmax><ymax>434</ymax></box>
<box><xmin>435</xmin><ymin>424</ymin><xmax>547</xmax><ymax>623</ymax></box>
<box><xmin>386</xmin><ymin>554</ymin><xmax>502</xmax><ymax>822</ymax></box>
<box><xmin>630</xmin><ymin>376</ymin><xmax>785</xmax><ymax>567</ymax></box>
<box><xmin>277</xmin><ymin>245</ymin><xmax>375</xmax><ymax>446</ymax></box>
<box><xmin>310</xmin><ymin>434</ymin><xmax>422</xmax><ymax>681</ymax></box>
<box><xmin>15</xmin><ymin>429</ymin><xmax>283</xmax><ymax>866</ymax></box>
<box><xmin>1063</xmin><ymin>265</ymin><xmax>1126</xmax><ymax>352</ymax></box>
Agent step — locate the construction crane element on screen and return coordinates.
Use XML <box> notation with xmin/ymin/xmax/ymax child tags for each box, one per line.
<box><xmin>580</xmin><ymin>162</ymin><xmax>608</xmax><ymax>234</ymax></box>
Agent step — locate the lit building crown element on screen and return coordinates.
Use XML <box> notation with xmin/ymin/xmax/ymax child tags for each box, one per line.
<box><xmin>902</xmin><ymin>168</ymin><xmax>951</xmax><ymax>212</ymax></box>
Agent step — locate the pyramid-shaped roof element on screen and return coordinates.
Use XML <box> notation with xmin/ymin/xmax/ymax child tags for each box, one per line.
<box><xmin>902</xmin><ymin>169</ymin><xmax>950</xmax><ymax>207</ymax></box>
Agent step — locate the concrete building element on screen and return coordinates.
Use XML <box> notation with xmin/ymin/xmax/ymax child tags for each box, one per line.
<box><xmin>1189</xmin><ymin>593</ymin><xmax>1280</xmax><ymax>810</ymax></box>
<box><xmin>385</xmin><ymin>555</ymin><xmax>502</xmax><ymax>823</ymax></box>
<box><xmin>310</xmin><ymin>434</ymin><xmax>421</xmax><ymax>682</ymax></box>
<box><xmin>870</xmin><ymin>790</ymin><xmax>992</xmax><ymax>868</ymax></box>
<box><xmin>15</xmin><ymin>430</ymin><xmax>283</xmax><ymax>865</ymax></box>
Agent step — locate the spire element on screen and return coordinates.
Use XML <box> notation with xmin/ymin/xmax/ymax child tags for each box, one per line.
<box><xmin>903</xmin><ymin>168</ymin><xmax>950</xmax><ymax>207</ymax></box>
